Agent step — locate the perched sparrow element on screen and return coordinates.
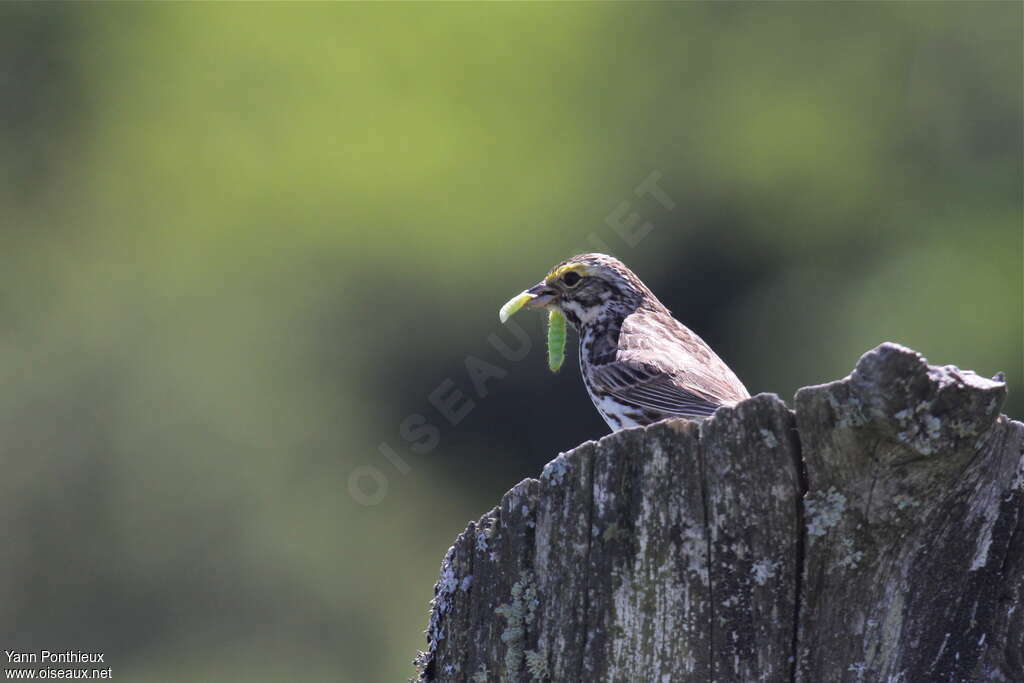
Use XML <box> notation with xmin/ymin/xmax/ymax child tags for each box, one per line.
<box><xmin>501</xmin><ymin>253</ymin><xmax>749</xmax><ymax>431</ymax></box>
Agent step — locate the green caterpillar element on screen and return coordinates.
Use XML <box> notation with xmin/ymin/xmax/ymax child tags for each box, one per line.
<box><xmin>499</xmin><ymin>293</ymin><xmax>532</xmax><ymax>324</ymax></box>
<box><xmin>546</xmin><ymin>308</ymin><xmax>566</xmax><ymax>372</ymax></box>
<box><xmin>498</xmin><ymin>293</ymin><xmax>567</xmax><ymax>373</ymax></box>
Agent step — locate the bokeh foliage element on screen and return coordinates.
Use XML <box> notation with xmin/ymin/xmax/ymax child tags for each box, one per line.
<box><xmin>1</xmin><ymin>3</ymin><xmax>1020</xmax><ymax>681</ymax></box>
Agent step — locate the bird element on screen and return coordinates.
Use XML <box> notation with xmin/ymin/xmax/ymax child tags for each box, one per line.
<box><xmin>500</xmin><ymin>253</ymin><xmax>749</xmax><ymax>431</ymax></box>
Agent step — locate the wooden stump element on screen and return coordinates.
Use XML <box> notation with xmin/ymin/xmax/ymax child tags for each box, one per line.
<box><xmin>416</xmin><ymin>343</ymin><xmax>1022</xmax><ymax>682</ymax></box>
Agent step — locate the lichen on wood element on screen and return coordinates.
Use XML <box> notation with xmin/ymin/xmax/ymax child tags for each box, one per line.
<box><xmin>416</xmin><ymin>343</ymin><xmax>1023</xmax><ymax>682</ymax></box>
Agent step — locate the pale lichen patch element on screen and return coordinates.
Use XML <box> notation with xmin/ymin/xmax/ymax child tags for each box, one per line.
<box><xmin>476</xmin><ymin>519</ymin><xmax>494</xmax><ymax>554</ymax></box>
<box><xmin>423</xmin><ymin>544</ymin><xmax>463</xmax><ymax>674</ymax></box>
<box><xmin>751</xmin><ymin>558</ymin><xmax>781</xmax><ymax>586</ymax></box>
<box><xmin>524</xmin><ymin>648</ymin><xmax>549</xmax><ymax>681</ymax></box>
<box><xmin>602</xmin><ymin>521</ymin><xmax>626</xmax><ymax>542</ymax></box>
<box><xmin>806</xmin><ymin>487</ymin><xmax>847</xmax><ymax>537</ymax></box>
<box><xmin>438</xmin><ymin>563</ymin><xmax>458</xmax><ymax>595</ymax></box>
<box><xmin>759</xmin><ymin>428</ymin><xmax>779</xmax><ymax>448</ymax></box>
<box><xmin>836</xmin><ymin>537</ymin><xmax>864</xmax><ymax>570</ymax></box>
<box><xmin>892</xmin><ymin>494</ymin><xmax>921</xmax><ymax>510</ymax></box>
<box><xmin>829</xmin><ymin>391</ymin><xmax>867</xmax><ymax>428</ymax></box>
<box><xmin>848</xmin><ymin>661</ymin><xmax>869</xmax><ymax>682</ymax></box>
<box><xmin>495</xmin><ymin>572</ymin><xmax>539</xmax><ymax>680</ymax></box>
<box><xmin>541</xmin><ymin>455</ymin><xmax>569</xmax><ymax>486</ymax></box>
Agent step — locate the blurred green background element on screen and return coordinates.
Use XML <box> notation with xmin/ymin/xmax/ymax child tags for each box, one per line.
<box><xmin>1</xmin><ymin>3</ymin><xmax>1020</xmax><ymax>681</ymax></box>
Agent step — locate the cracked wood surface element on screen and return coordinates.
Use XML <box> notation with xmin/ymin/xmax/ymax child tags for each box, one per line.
<box><xmin>417</xmin><ymin>343</ymin><xmax>1023</xmax><ymax>682</ymax></box>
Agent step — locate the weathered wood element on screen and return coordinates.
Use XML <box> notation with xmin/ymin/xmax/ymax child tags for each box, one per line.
<box><xmin>416</xmin><ymin>343</ymin><xmax>1023</xmax><ymax>682</ymax></box>
<box><xmin>794</xmin><ymin>344</ymin><xmax>1021</xmax><ymax>682</ymax></box>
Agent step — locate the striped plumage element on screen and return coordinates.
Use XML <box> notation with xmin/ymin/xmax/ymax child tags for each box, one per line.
<box><xmin>511</xmin><ymin>253</ymin><xmax>749</xmax><ymax>431</ymax></box>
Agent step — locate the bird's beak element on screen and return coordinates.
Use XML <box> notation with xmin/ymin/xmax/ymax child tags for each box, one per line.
<box><xmin>498</xmin><ymin>281</ymin><xmax>558</xmax><ymax>323</ymax></box>
<box><xmin>522</xmin><ymin>281</ymin><xmax>557</xmax><ymax>309</ymax></box>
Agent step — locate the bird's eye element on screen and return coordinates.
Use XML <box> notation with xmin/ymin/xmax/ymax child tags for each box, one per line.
<box><xmin>562</xmin><ymin>271</ymin><xmax>582</xmax><ymax>288</ymax></box>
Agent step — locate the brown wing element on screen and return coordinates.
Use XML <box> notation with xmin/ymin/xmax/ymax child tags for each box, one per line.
<box><xmin>588</xmin><ymin>358</ymin><xmax>725</xmax><ymax>419</ymax></box>
<box><xmin>587</xmin><ymin>307</ymin><xmax>749</xmax><ymax>419</ymax></box>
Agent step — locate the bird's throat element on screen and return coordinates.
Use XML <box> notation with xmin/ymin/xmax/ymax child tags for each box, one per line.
<box><xmin>579</xmin><ymin>318</ymin><xmax>623</xmax><ymax>366</ymax></box>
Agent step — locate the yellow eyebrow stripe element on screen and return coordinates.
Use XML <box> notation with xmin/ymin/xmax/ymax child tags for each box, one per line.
<box><xmin>546</xmin><ymin>263</ymin><xmax>591</xmax><ymax>283</ymax></box>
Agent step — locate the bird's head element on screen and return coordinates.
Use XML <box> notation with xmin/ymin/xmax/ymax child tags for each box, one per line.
<box><xmin>500</xmin><ymin>253</ymin><xmax>653</xmax><ymax>330</ymax></box>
